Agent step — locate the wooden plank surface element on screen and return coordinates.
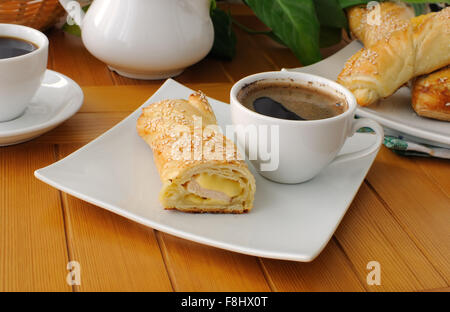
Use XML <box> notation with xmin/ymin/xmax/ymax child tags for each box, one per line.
<box><xmin>335</xmin><ymin>183</ymin><xmax>447</xmax><ymax>291</ymax></box>
<box><xmin>260</xmin><ymin>240</ymin><xmax>366</xmax><ymax>292</ymax></box>
<box><xmin>413</xmin><ymin>157</ymin><xmax>450</xmax><ymax>198</ymax></box>
<box><xmin>57</xmin><ymin>144</ymin><xmax>173</xmax><ymax>292</ymax></box>
<box><xmin>0</xmin><ymin>144</ymin><xmax>71</xmax><ymax>291</ymax></box>
<box><xmin>157</xmin><ymin>233</ymin><xmax>271</xmax><ymax>292</ymax></box>
<box><xmin>1</xmin><ymin>4</ymin><xmax>449</xmax><ymax>291</ymax></box>
<box><xmin>366</xmin><ymin>149</ymin><xmax>450</xmax><ymax>285</ymax></box>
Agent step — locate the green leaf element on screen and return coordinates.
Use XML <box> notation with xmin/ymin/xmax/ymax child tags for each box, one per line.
<box><xmin>210</xmin><ymin>0</ymin><xmax>216</xmax><ymax>13</ymax></box>
<box><xmin>315</xmin><ymin>0</ymin><xmax>347</xmax><ymax>29</ymax></box>
<box><xmin>62</xmin><ymin>22</ymin><xmax>82</xmax><ymax>37</ymax></box>
<box><xmin>209</xmin><ymin>8</ymin><xmax>237</xmax><ymax>60</ymax></box>
<box><xmin>338</xmin><ymin>0</ymin><xmax>371</xmax><ymax>9</ymax></box>
<box><xmin>231</xmin><ymin>17</ymin><xmax>287</xmax><ymax>47</ymax></box>
<box><xmin>266</xmin><ymin>31</ymin><xmax>286</xmax><ymax>46</ymax></box>
<box><xmin>246</xmin><ymin>0</ymin><xmax>321</xmax><ymax>65</ymax></box>
<box><xmin>319</xmin><ymin>26</ymin><xmax>343</xmax><ymax>48</ymax></box>
<box><xmin>411</xmin><ymin>3</ymin><xmax>427</xmax><ymax>15</ymax></box>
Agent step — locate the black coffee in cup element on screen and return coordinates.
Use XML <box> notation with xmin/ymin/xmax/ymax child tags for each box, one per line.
<box><xmin>237</xmin><ymin>80</ymin><xmax>347</xmax><ymax>121</ymax></box>
<box><xmin>0</xmin><ymin>36</ymin><xmax>38</xmax><ymax>59</ymax></box>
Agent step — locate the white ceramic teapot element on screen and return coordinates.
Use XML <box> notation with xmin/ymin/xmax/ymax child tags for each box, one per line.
<box><xmin>59</xmin><ymin>0</ymin><xmax>214</xmax><ymax>79</ymax></box>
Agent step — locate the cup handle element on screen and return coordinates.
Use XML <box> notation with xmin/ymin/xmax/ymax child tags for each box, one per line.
<box><xmin>330</xmin><ymin>118</ymin><xmax>384</xmax><ymax>165</ymax></box>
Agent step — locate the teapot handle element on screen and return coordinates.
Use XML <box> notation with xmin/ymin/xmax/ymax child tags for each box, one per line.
<box><xmin>58</xmin><ymin>0</ymin><xmax>85</xmax><ymax>27</ymax></box>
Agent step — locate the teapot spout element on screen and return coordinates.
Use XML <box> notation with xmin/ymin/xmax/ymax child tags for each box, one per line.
<box><xmin>58</xmin><ymin>0</ymin><xmax>85</xmax><ymax>27</ymax></box>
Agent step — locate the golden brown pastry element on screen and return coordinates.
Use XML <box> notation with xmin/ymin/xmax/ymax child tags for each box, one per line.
<box><xmin>337</xmin><ymin>7</ymin><xmax>450</xmax><ymax>107</ymax></box>
<box><xmin>346</xmin><ymin>2</ymin><xmax>450</xmax><ymax>121</ymax></box>
<box><xmin>136</xmin><ymin>92</ymin><xmax>255</xmax><ymax>213</ymax></box>
<box><xmin>347</xmin><ymin>2</ymin><xmax>414</xmax><ymax>47</ymax></box>
<box><xmin>411</xmin><ymin>10</ymin><xmax>450</xmax><ymax>77</ymax></box>
<box><xmin>412</xmin><ymin>66</ymin><xmax>450</xmax><ymax>121</ymax></box>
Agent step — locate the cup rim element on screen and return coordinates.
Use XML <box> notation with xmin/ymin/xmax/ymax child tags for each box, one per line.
<box><xmin>0</xmin><ymin>23</ymin><xmax>49</xmax><ymax>63</ymax></box>
<box><xmin>230</xmin><ymin>71</ymin><xmax>357</xmax><ymax>125</ymax></box>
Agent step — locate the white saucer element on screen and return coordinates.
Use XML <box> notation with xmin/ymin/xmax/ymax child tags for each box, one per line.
<box><xmin>0</xmin><ymin>70</ymin><xmax>83</xmax><ymax>146</ymax></box>
<box><xmin>35</xmin><ymin>79</ymin><xmax>381</xmax><ymax>262</ymax></box>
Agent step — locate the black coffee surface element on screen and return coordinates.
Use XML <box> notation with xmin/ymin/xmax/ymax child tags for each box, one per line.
<box><xmin>238</xmin><ymin>80</ymin><xmax>347</xmax><ymax>121</ymax></box>
<box><xmin>0</xmin><ymin>36</ymin><xmax>37</xmax><ymax>59</ymax></box>
<box><xmin>253</xmin><ymin>97</ymin><xmax>305</xmax><ymax>120</ymax></box>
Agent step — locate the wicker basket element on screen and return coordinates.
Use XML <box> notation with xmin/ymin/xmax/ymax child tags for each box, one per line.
<box><xmin>0</xmin><ymin>0</ymin><xmax>65</xmax><ymax>31</ymax></box>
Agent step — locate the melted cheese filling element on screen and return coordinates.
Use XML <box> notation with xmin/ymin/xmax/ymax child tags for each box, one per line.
<box><xmin>185</xmin><ymin>194</ymin><xmax>227</xmax><ymax>205</ymax></box>
<box><xmin>194</xmin><ymin>173</ymin><xmax>242</xmax><ymax>197</ymax></box>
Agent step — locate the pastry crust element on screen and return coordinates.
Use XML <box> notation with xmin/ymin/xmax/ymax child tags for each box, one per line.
<box><xmin>412</xmin><ymin>66</ymin><xmax>450</xmax><ymax>121</ymax></box>
<box><xmin>348</xmin><ymin>2</ymin><xmax>414</xmax><ymax>47</ymax></box>
<box><xmin>136</xmin><ymin>92</ymin><xmax>256</xmax><ymax>213</ymax></box>
<box><xmin>412</xmin><ymin>10</ymin><xmax>450</xmax><ymax>76</ymax></box>
<box><xmin>338</xmin><ymin>6</ymin><xmax>450</xmax><ymax>107</ymax></box>
<box><xmin>338</xmin><ymin>26</ymin><xmax>415</xmax><ymax>106</ymax></box>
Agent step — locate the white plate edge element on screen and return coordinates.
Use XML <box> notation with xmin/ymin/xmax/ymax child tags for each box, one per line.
<box><xmin>355</xmin><ymin>108</ymin><xmax>450</xmax><ymax>145</ymax></box>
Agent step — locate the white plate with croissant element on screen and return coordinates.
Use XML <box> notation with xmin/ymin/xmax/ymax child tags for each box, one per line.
<box><xmin>285</xmin><ymin>4</ymin><xmax>450</xmax><ymax>148</ymax></box>
<box><xmin>35</xmin><ymin>79</ymin><xmax>380</xmax><ymax>262</ymax></box>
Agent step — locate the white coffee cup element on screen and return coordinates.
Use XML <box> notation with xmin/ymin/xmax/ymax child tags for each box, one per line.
<box><xmin>230</xmin><ymin>71</ymin><xmax>383</xmax><ymax>184</ymax></box>
<box><xmin>0</xmin><ymin>24</ymin><xmax>48</xmax><ymax>122</ymax></box>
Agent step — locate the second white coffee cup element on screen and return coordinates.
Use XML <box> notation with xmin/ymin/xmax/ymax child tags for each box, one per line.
<box><xmin>230</xmin><ymin>71</ymin><xmax>383</xmax><ymax>184</ymax></box>
<box><xmin>0</xmin><ymin>24</ymin><xmax>48</xmax><ymax>122</ymax></box>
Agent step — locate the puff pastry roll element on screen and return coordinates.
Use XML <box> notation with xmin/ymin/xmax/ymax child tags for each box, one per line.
<box><xmin>338</xmin><ymin>7</ymin><xmax>450</xmax><ymax>107</ymax></box>
<box><xmin>136</xmin><ymin>92</ymin><xmax>255</xmax><ymax>213</ymax></box>
<box><xmin>412</xmin><ymin>66</ymin><xmax>450</xmax><ymax>121</ymax></box>
<box><xmin>347</xmin><ymin>2</ymin><xmax>414</xmax><ymax>47</ymax></box>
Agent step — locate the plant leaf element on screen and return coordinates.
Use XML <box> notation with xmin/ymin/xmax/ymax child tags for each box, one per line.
<box><xmin>315</xmin><ymin>0</ymin><xmax>347</xmax><ymax>29</ymax></box>
<box><xmin>62</xmin><ymin>22</ymin><xmax>82</xmax><ymax>37</ymax></box>
<box><xmin>246</xmin><ymin>0</ymin><xmax>321</xmax><ymax>65</ymax></box>
<box><xmin>320</xmin><ymin>26</ymin><xmax>343</xmax><ymax>48</ymax></box>
<box><xmin>411</xmin><ymin>3</ymin><xmax>427</xmax><ymax>15</ymax></box>
<box><xmin>338</xmin><ymin>0</ymin><xmax>371</xmax><ymax>8</ymax></box>
<box><xmin>210</xmin><ymin>0</ymin><xmax>216</xmax><ymax>13</ymax></box>
<box><xmin>209</xmin><ymin>8</ymin><xmax>237</xmax><ymax>60</ymax></box>
<box><xmin>265</xmin><ymin>31</ymin><xmax>287</xmax><ymax>46</ymax></box>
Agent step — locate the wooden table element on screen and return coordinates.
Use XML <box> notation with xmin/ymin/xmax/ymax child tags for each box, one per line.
<box><xmin>1</xmin><ymin>5</ymin><xmax>449</xmax><ymax>292</ymax></box>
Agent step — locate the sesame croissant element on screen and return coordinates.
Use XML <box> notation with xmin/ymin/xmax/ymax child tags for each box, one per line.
<box><xmin>136</xmin><ymin>92</ymin><xmax>255</xmax><ymax>213</ymax></box>
<box><xmin>347</xmin><ymin>1</ymin><xmax>414</xmax><ymax>48</ymax></box>
<box><xmin>337</xmin><ymin>6</ymin><xmax>450</xmax><ymax>107</ymax></box>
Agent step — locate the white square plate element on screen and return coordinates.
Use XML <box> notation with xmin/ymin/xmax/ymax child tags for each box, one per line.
<box><xmin>35</xmin><ymin>79</ymin><xmax>380</xmax><ymax>261</ymax></box>
<box><xmin>284</xmin><ymin>41</ymin><xmax>450</xmax><ymax>148</ymax></box>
